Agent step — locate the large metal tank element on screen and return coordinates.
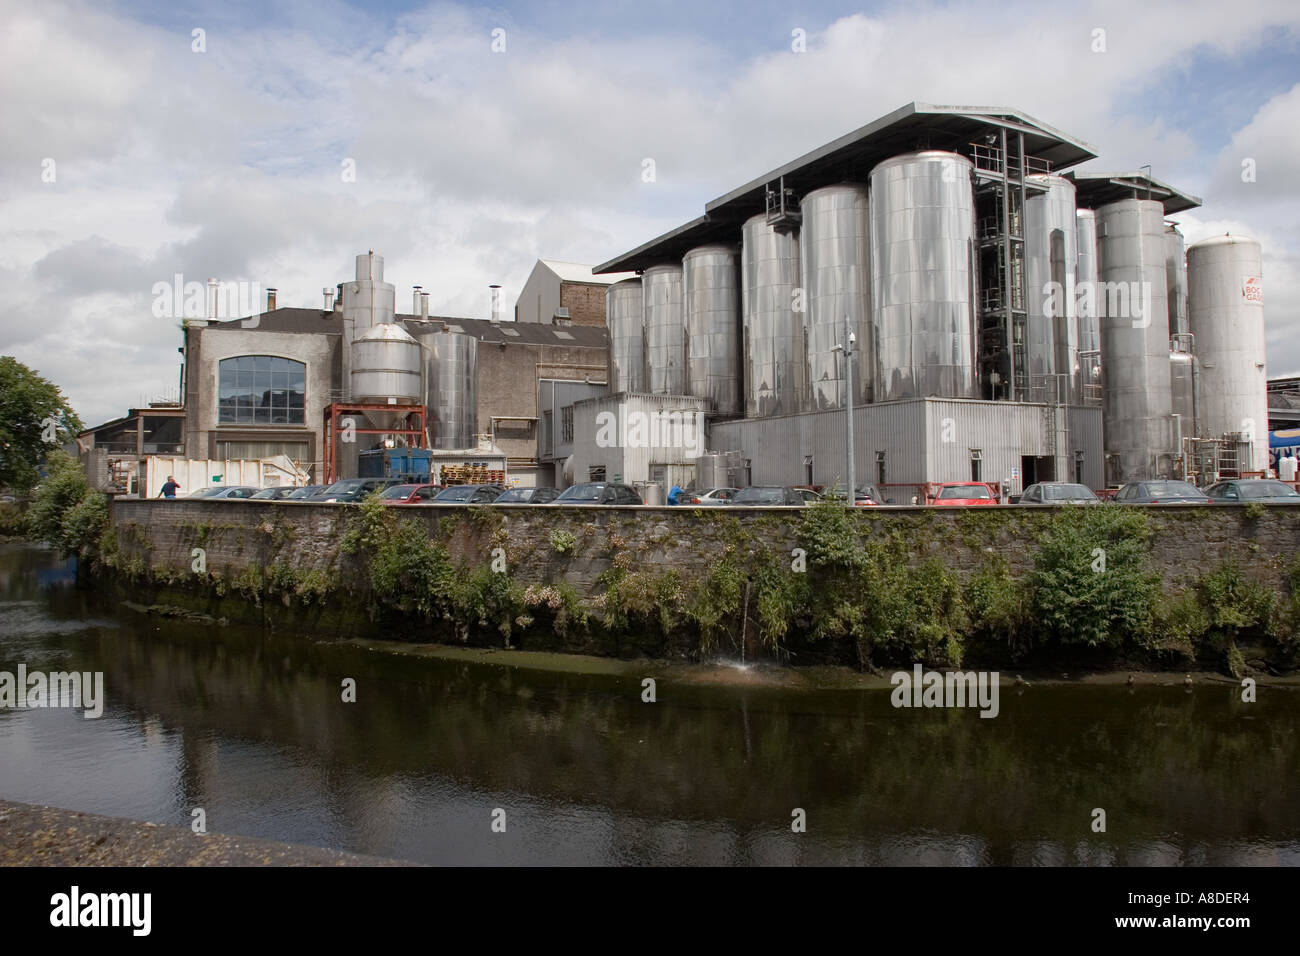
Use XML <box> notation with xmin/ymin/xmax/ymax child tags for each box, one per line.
<box><xmin>741</xmin><ymin>213</ymin><xmax>803</xmax><ymax>417</ymax></box>
<box><xmin>1165</xmin><ymin>224</ymin><xmax>1189</xmax><ymax>337</ymax></box>
<box><xmin>425</xmin><ymin>330</ymin><xmax>478</xmax><ymax>449</ymax></box>
<box><xmin>800</xmin><ymin>184</ymin><xmax>871</xmax><ymax>409</ymax></box>
<box><xmin>868</xmin><ymin>152</ymin><xmax>979</xmax><ymax>402</ymax></box>
<box><xmin>1187</xmin><ymin>234</ymin><xmax>1268</xmax><ymax>472</ymax></box>
<box><xmin>1024</xmin><ymin>174</ymin><xmax>1079</xmax><ymax>401</ymax></box>
<box><xmin>1075</xmin><ymin>209</ymin><xmax>1101</xmax><ymax>398</ymax></box>
<box><xmin>695</xmin><ymin>452</ymin><xmax>730</xmax><ymax>490</ymax></box>
<box><xmin>606</xmin><ymin>278</ymin><xmax>645</xmax><ymax>393</ymax></box>
<box><xmin>682</xmin><ymin>244</ymin><xmax>742</xmax><ymax>416</ymax></box>
<box><xmin>342</xmin><ymin>252</ymin><xmax>396</xmax><ymax>332</ymax></box>
<box><xmin>1096</xmin><ymin>198</ymin><xmax>1172</xmax><ymax>481</ymax></box>
<box><xmin>642</xmin><ymin>264</ymin><xmax>686</xmax><ymax>395</ymax></box>
<box><xmin>350</xmin><ymin>323</ymin><xmax>422</xmax><ymax>429</ymax></box>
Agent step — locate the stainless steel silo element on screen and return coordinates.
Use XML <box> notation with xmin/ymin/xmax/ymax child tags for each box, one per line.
<box><xmin>425</xmin><ymin>331</ymin><xmax>478</xmax><ymax>449</ymax></box>
<box><xmin>868</xmin><ymin>152</ymin><xmax>979</xmax><ymax>402</ymax></box>
<box><xmin>350</xmin><ymin>323</ymin><xmax>423</xmax><ymax>429</ymax></box>
<box><xmin>1096</xmin><ymin>198</ymin><xmax>1172</xmax><ymax>481</ymax></box>
<box><xmin>1076</xmin><ymin>209</ymin><xmax>1101</xmax><ymax>399</ymax></box>
<box><xmin>1169</xmin><ymin>349</ymin><xmax>1195</xmax><ymax>435</ymax></box>
<box><xmin>1165</xmin><ymin>223</ymin><xmax>1188</xmax><ymax>337</ymax></box>
<box><xmin>606</xmin><ymin>278</ymin><xmax>645</xmax><ymax>394</ymax></box>
<box><xmin>342</xmin><ymin>252</ymin><xmax>396</xmax><ymax>332</ymax></box>
<box><xmin>800</xmin><ymin>183</ymin><xmax>871</xmax><ymax>410</ymax></box>
<box><xmin>1187</xmin><ymin>234</ymin><xmax>1268</xmax><ymax>472</ymax></box>
<box><xmin>683</xmin><ymin>244</ymin><xmax>741</xmax><ymax>416</ymax></box>
<box><xmin>1024</xmin><ymin>174</ymin><xmax>1079</xmax><ymax>401</ymax></box>
<box><xmin>642</xmin><ymin>264</ymin><xmax>687</xmax><ymax>395</ymax></box>
<box><xmin>741</xmin><ymin>213</ymin><xmax>803</xmax><ymax>417</ymax></box>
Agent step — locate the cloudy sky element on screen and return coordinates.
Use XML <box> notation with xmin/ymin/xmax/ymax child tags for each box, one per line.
<box><xmin>2</xmin><ymin>0</ymin><xmax>1298</xmax><ymax>426</ymax></box>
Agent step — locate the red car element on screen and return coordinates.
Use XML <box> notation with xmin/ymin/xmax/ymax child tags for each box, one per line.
<box><xmin>378</xmin><ymin>483</ymin><xmax>443</xmax><ymax>504</ymax></box>
<box><xmin>928</xmin><ymin>482</ymin><xmax>999</xmax><ymax>506</ymax></box>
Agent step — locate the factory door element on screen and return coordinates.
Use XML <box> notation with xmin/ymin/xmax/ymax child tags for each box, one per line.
<box><xmin>1022</xmin><ymin>455</ymin><xmax>1056</xmax><ymax>485</ymax></box>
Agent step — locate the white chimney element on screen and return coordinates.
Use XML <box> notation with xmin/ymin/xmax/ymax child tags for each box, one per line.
<box><xmin>412</xmin><ymin>285</ymin><xmax>423</xmax><ymax>314</ymax></box>
<box><xmin>420</xmin><ymin>291</ymin><xmax>430</xmax><ymax>320</ymax></box>
<box><xmin>490</xmin><ymin>284</ymin><xmax>502</xmax><ymax>326</ymax></box>
<box><xmin>207</xmin><ymin>278</ymin><xmax>219</xmax><ymax>320</ymax></box>
<box><xmin>322</xmin><ymin>287</ymin><xmax>335</xmax><ymax>310</ymax></box>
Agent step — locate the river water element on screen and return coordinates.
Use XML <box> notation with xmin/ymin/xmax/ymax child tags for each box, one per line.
<box><xmin>1</xmin><ymin>542</ymin><xmax>1297</xmax><ymax>865</ymax></box>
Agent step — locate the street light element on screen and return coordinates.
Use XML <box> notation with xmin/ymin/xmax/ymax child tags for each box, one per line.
<box><xmin>830</xmin><ymin>316</ymin><xmax>856</xmax><ymax>507</ymax></box>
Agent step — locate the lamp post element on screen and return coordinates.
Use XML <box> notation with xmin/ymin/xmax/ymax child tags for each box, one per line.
<box><xmin>832</xmin><ymin>315</ymin><xmax>856</xmax><ymax>507</ymax></box>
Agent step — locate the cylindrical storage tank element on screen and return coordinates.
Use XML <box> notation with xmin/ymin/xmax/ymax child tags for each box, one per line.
<box><xmin>1170</xmin><ymin>350</ymin><xmax>1195</xmax><ymax>434</ymax></box>
<box><xmin>741</xmin><ymin>214</ymin><xmax>803</xmax><ymax>417</ymax></box>
<box><xmin>606</xmin><ymin>279</ymin><xmax>645</xmax><ymax>394</ymax></box>
<box><xmin>350</xmin><ymin>323</ymin><xmax>423</xmax><ymax>429</ymax></box>
<box><xmin>1165</xmin><ymin>224</ymin><xmax>1189</xmax><ymax>337</ymax></box>
<box><xmin>695</xmin><ymin>452</ymin><xmax>729</xmax><ymax>490</ymax></box>
<box><xmin>682</xmin><ymin>244</ymin><xmax>742</xmax><ymax>416</ymax></box>
<box><xmin>1187</xmin><ymin>234</ymin><xmax>1268</xmax><ymax>472</ymax></box>
<box><xmin>1076</xmin><ymin>209</ymin><xmax>1101</xmax><ymax>397</ymax></box>
<box><xmin>800</xmin><ymin>184</ymin><xmax>871</xmax><ymax>409</ymax></box>
<box><xmin>642</xmin><ymin>264</ymin><xmax>686</xmax><ymax>395</ymax></box>
<box><xmin>342</xmin><ymin>252</ymin><xmax>396</xmax><ymax>332</ymax></box>
<box><xmin>425</xmin><ymin>331</ymin><xmax>478</xmax><ymax>449</ymax></box>
<box><xmin>869</xmin><ymin>152</ymin><xmax>979</xmax><ymax>402</ymax></box>
<box><xmin>1096</xmin><ymin>198</ymin><xmax>1172</xmax><ymax>481</ymax></box>
<box><xmin>1024</xmin><ymin>174</ymin><xmax>1079</xmax><ymax>401</ymax></box>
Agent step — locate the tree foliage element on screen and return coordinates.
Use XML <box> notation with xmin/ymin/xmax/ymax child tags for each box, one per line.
<box><xmin>0</xmin><ymin>356</ymin><xmax>83</xmax><ymax>492</ymax></box>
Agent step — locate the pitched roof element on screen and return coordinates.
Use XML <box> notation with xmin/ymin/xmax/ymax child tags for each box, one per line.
<box><xmin>540</xmin><ymin>260</ymin><xmax>637</xmax><ymax>285</ymax></box>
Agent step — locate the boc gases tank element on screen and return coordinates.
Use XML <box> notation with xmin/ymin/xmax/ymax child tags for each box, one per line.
<box><xmin>606</xmin><ymin>278</ymin><xmax>645</xmax><ymax>393</ymax></box>
<box><xmin>682</xmin><ymin>244</ymin><xmax>742</xmax><ymax>417</ymax></box>
<box><xmin>869</xmin><ymin>151</ymin><xmax>979</xmax><ymax>402</ymax></box>
<box><xmin>425</xmin><ymin>330</ymin><xmax>478</xmax><ymax>449</ymax></box>
<box><xmin>642</xmin><ymin>264</ymin><xmax>687</xmax><ymax>395</ymax></box>
<box><xmin>1187</xmin><ymin>234</ymin><xmax>1268</xmax><ymax>473</ymax></box>
<box><xmin>799</xmin><ymin>184</ymin><xmax>871</xmax><ymax>410</ymax></box>
<box><xmin>741</xmin><ymin>213</ymin><xmax>804</xmax><ymax>417</ymax></box>
<box><xmin>1095</xmin><ymin>198</ymin><xmax>1172</xmax><ymax>482</ymax></box>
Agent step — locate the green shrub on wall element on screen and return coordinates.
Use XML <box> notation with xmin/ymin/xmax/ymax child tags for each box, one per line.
<box><xmin>25</xmin><ymin>451</ymin><xmax>109</xmax><ymax>561</ymax></box>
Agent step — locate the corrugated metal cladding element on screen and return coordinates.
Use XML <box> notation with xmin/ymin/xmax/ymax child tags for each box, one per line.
<box><xmin>570</xmin><ymin>393</ymin><xmax>708</xmax><ymax>485</ymax></box>
<box><xmin>710</xmin><ymin>399</ymin><xmax>1103</xmax><ymax>490</ymax></box>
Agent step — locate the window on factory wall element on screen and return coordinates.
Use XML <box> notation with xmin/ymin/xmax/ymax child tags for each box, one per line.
<box><xmin>561</xmin><ymin>406</ymin><xmax>574</xmax><ymax>444</ymax></box>
<box><xmin>218</xmin><ymin>356</ymin><xmax>306</xmax><ymax>425</ymax></box>
<box><xmin>217</xmin><ymin>441</ymin><xmax>310</xmax><ymax>462</ymax></box>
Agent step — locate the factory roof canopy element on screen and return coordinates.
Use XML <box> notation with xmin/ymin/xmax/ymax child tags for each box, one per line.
<box><xmin>595</xmin><ymin>102</ymin><xmax>1099</xmax><ymax>274</ymax></box>
<box><xmin>1064</xmin><ymin>170</ymin><xmax>1202</xmax><ymax>214</ymax></box>
<box><xmin>205</xmin><ymin>308</ymin><xmax>607</xmax><ymax>347</ymax></box>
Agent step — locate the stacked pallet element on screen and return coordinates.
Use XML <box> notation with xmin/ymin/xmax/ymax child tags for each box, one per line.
<box><xmin>440</xmin><ymin>465</ymin><xmax>506</xmax><ymax>486</ymax></box>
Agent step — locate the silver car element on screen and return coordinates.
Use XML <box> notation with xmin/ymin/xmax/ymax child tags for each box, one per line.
<box><xmin>1019</xmin><ymin>482</ymin><xmax>1101</xmax><ymax>505</ymax></box>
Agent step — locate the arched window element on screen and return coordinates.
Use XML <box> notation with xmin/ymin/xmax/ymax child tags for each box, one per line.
<box><xmin>218</xmin><ymin>355</ymin><xmax>306</xmax><ymax>424</ymax></box>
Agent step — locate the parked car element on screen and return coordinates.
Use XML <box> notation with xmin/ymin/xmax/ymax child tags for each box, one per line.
<box><xmin>1113</xmin><ymin>480</ymin><xmax>1208</xmax><ymax>504</ymax></box>
<box><xmin>248</xmin><ymin>486</ymin><xmax>299</xmax><ymax>501</ymax></box>
<box><xmin>730</xmin><ymin>486</ymin><xmax>805</xmax><ymax>506</ymax></box>
<box><xmin>929</xmin><ymin>482</ymin><xmax>998</xmax><ymax>506</ymax></box>
<box><xmin>187</xmin><ymin>485</ymin><xmax>259</xmax><ymax>499</ymax></box>
<box><xmin>552</xmin><ymin>482</ymin><xmax>642</xmax><ymax>505</ymax></box>
<box><xmin>432</xmin><ymin>484</ymin><xmax>506</xmax><ymax>504</ymax></box>
<box><xmin>823</xmin><ymin>483</ymin><xmax>889</xmax><ymax>505</ymax></box>
<box><xmin>379</xmin><ymin>483</ymin><xmax>443</xmax><ymax>504</ymax></box>
<box><xmin>678</xmin><ymin>487</ymin><xmax>739</xmax><ymax>506</ymax></box>
<box><xmin>307</xmin><ymin>478</ymin><xmax>402</xmax><ymax>503</ymax></box>
<box><xmin>286</xmin><ymin>484</ymin><xmax>327</xmax><ymax>500</ymax></box>
<box><xmin>494</xmin><ymin>487</ymin><xmax>559</xmax><ymax>504</ymax></box>
<box><xmin>1019</xmin><ymin>482</ymin><xmax>1101</xmax><ymax>505</ymax></box>
<box><xmin>792</xmin><ymin>487</ymin><xmax>824</xmax><ymax>503</ymax></box>
<box><xmin>1203</xmin><ymin>479</ymin><xmax>1300</xmax><ymax>504</ymax></box>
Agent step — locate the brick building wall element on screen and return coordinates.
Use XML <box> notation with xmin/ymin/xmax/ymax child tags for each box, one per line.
<box><xmin>559</xmin><ymin>282</ymin><xmax>611</xmax><ymax>328</ymax></box>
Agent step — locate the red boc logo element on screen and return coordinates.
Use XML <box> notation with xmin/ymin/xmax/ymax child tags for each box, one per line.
<box><xmin>1242</xmin><ymin>276</ymin><xmax>1262</xmax><ymax>303</ymax></box>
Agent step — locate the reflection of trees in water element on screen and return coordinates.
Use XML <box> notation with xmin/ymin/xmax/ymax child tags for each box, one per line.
<box><xmin>77</xmin><ymin>617</ymin><xmax>1300</xmax><ymax>858</ymax></box>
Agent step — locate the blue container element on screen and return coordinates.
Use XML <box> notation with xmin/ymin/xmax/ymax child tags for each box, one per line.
<box><xmin>358</xmin><ymin>448</ymin><xmax>433</xmax><ymax>481</ymax></box>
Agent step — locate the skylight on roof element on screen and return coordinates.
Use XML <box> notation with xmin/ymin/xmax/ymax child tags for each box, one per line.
<box><xmin>553</xmin><ymin>330</ymin><xmax>573</xmax><ymax>340</ymax></box>
<box><xmin>502</xmin><ymin>328</ymin><xmax>520</xmax><ymax>336</ymax></box>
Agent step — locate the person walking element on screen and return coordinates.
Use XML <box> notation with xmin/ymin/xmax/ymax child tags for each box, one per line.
<box><xmin>158</xmin><ymin>475</ymin><xmax>180</xmax><ymax>499</ymax></box>
<box><xmin>667</xmin><ymin>484</ymin><xmax>684</xmax><ymax>506</ymax></box>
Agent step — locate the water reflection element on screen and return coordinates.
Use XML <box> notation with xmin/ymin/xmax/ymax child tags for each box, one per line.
<box><xmin>1</xmin><ymin>542</ymin><xmax>1297</xmax><ymax>865</ymax></box>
